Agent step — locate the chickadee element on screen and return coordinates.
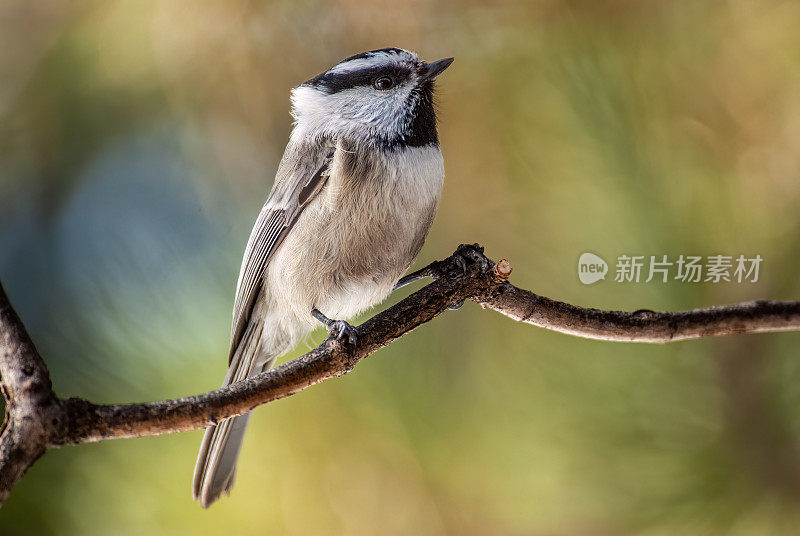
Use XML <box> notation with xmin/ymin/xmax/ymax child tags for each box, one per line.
<box><xmin>193</xmin><ymin>48</ymin><xmax>453</xmax><ymax>508</ymax></box>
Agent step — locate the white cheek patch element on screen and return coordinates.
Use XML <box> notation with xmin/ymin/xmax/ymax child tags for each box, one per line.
<box><xmin>290</xmin><ymin>82</ymin><xmax>419</xmax><ymax>143</ymax></box>
<box><xmin>290</xmin><ymin>85</ymin><xmax>327</xmax><ymax>122</ymax></box>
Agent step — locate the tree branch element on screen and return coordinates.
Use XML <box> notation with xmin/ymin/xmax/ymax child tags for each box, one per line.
<box><xmin>1</xmin><ymin>244</ymin><xmax>799</xmax><ymax>506</ymax></box>
<box><xmin>0</xmin><ymin>277</ymin><xmax>61</xmax><ymax>505</ymax></box>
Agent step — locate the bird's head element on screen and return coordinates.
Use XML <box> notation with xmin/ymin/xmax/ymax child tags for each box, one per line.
<box><xmin>290</xmin><ymin>48</ymin><xmax>453</xmax><ymax>149</ymax></box>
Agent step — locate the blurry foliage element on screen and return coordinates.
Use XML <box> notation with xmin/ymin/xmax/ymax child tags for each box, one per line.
<box><xmin>2</xmin><ymin>0</ymin><xmax>800</xmax><ymax>534</ymax></box>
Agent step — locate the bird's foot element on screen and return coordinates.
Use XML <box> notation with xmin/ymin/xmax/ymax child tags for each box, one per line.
<box><xmin>450</xmin><ymin>244</ymin><xmax>491</xmax><ymax>276</ymax></box>
<box><xmin>449</xmin><ymin>299</ymin><xmax>465</xmax><ymax>311</ymax></box>
<box><xmin>393</xmin><ymin>266</ymin><xmax>435</xmax><ymax>291</ymax></box>
<box><xmin>311</xmin><ymin>308</ymin><xmax>357</xmax><ymax>346</ymax></box>
<box><xmin>395</xmin><ymin>245</ymin><xmax>491</xmax><ymax>293</ymax></box>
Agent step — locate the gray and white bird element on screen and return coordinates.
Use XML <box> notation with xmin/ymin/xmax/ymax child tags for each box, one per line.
<box><xmin>192</xmin><ymin>48</ymin><xmax>453</xmax><ymax>508</ymax></box>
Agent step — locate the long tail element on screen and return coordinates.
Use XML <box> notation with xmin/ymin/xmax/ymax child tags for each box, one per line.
<box><xmin>192</xmin><ymin>321</ymin><xmax>275</xmax><ymax>508</ymax></box>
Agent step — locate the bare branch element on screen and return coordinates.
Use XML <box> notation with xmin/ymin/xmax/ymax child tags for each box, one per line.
<box><xmin>476</xmin><ymin>284</ymin><xmax>800</xmax><ymax>343</ymax></box>
<box><xmin>0</xmin><ymin>280</ymin><xmax>61</xmax><ymax>505</ymax></box>
<box><xmin>1</xmin><ymin>244</ymin><xmax>799</xmax><ymax>506</ymax></box>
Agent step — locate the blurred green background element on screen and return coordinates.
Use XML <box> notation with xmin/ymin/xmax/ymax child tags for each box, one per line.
<box><xmin>2</xmin><ymin>0</ymin><xmax>800</xmax><ymax>534</ymax></box>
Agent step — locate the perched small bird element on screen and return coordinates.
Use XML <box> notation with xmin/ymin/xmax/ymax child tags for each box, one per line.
<box><xmin>192</xmin><ymin>48</ymin><xmax>453</xmax><ymax>508</ymax></box>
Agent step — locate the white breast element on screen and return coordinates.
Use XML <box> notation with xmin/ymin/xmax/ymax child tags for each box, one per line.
<box><xmin>265</xmin><ymin>144</ymin><xmax>444</xmax><ymax>340</ymax></box>
<box><xmin>389</xmin><ymin>145</ymin><xmax>445</xmax><ymax>200</ymax></box>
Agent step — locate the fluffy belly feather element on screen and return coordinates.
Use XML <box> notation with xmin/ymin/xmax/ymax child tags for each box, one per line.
<box><xmin>265</xmin><ymin>144</ymin><xmax>444</xmax><ymax>332</ymax></box>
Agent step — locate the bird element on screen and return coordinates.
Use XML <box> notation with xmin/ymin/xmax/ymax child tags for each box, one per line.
<box><xmin>192</xmin><ymin>48</ymin><xmax>453</xmax><ymax>508</ymax></box>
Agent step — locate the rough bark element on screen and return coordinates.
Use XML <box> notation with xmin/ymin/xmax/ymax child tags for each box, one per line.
<box><xmin>1</xmin><ymin>244</ymin><xmax>798</xmax><ymax>506</ymax></box>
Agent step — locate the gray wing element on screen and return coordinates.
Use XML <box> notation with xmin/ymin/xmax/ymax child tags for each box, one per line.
<box><xmin>228</xmin><ymin>141</ymin><xmax>335</xmax><ymax>360</ymax></box>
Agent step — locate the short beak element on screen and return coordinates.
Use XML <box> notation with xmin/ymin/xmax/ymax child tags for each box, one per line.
<box><xmin>420</xmin><ymin>57</ymin><xmax>454</xmax><ymax>82</ymax></box>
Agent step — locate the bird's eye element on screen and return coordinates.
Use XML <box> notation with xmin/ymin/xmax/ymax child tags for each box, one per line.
<box><xmin>373</xmin><ymin>76</ymin><xmax>394</xmax><ymax>90</ymax></box>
